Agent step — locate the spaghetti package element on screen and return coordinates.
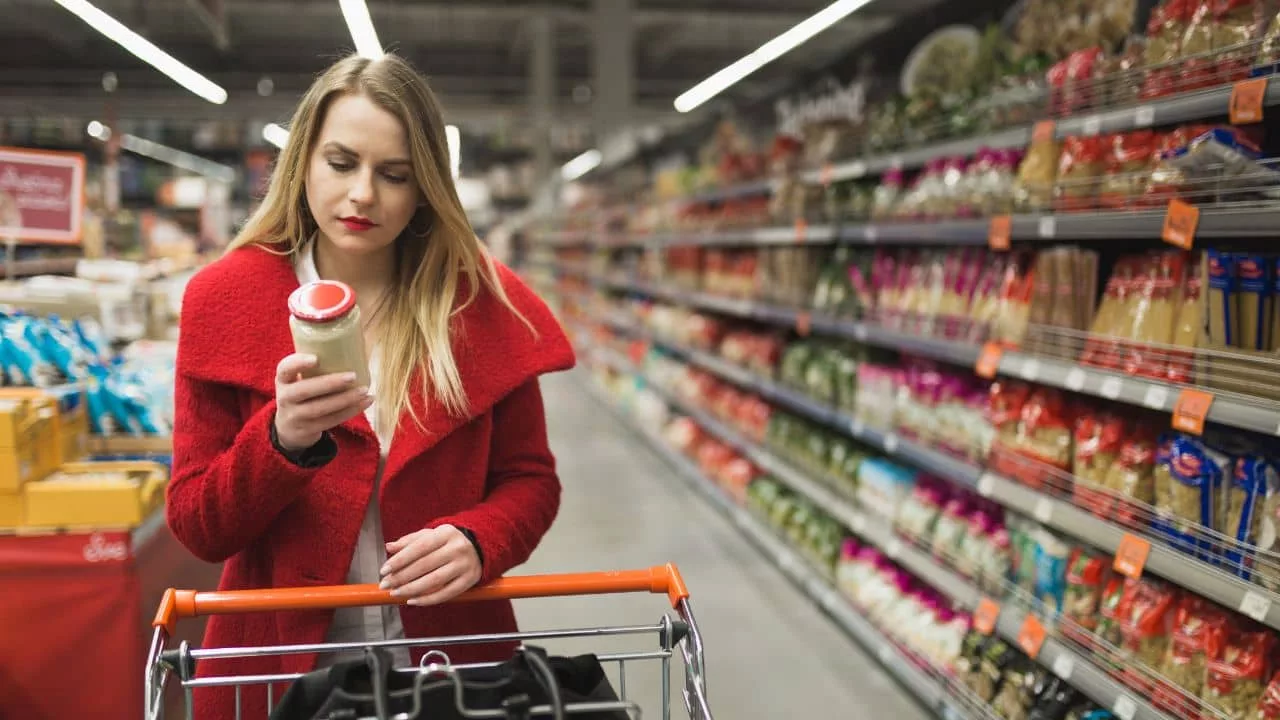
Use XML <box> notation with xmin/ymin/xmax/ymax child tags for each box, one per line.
<box><xmin>1208</xmin><ymin>249</ymin><xmax>1240</xmax><ymax>349</ymax></box>
<box><xmin>1235</xmin><ymin>254</ymin><xmax>1272</xmax><ymax>351</ymax></box>
<box><xmin>1224</xmin><ymin>455</ymin><xmax>1279</xmax><ymax>580</ymax></box>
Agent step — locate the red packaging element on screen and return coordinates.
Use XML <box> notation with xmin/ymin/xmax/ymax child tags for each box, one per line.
<box><xmin>1055</xmin><ymin>136</ymin><xmax>1107</xmax><ymax>213</ymax></box>
<box><xmin>1204</xmin><ymin>629</ymin><xmax>1276</xmax><ymax>720</ymax></box>
<box><xmin>1119</xmin><ymin>579</ymin><xmax>1178</xmax><ymax>694</ymax></box>
<box><xmin>1257</xmin><ymin>671</ymin><xmax>1280</xmax><ymax>720</ymax></box>
<box><xmin>1072</xmin><ymin>410</ymin><xmax>1128</xmax><ymax>515</ymax></box>
<box><xmin>1153</xmin><ymin>595</ymin><xmax>1231</xmax><ymax>715</ymax></box>
<box><xmin>1099</xmin><ymin>131</ymin><xmax>1158</xmax><ymax>210</ymax></box>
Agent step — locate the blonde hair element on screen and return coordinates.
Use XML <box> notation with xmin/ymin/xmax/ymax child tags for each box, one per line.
<box><xmin>229</xmin><ymin>52</ymin><xmax>528</xmax><ymax>432</ymax></box>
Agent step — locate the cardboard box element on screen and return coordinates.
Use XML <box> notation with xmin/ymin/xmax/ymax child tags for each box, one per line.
<box><xmin>22</xmin><ymin>460</ymin><xmax>167</xmax><ymax>530</ymax></box>
<box><xmin>0</xmin><ymin>385</ymin><xmax>90</xmax><ymax>465</ymax></box>
<box><xmin>0</xmin><ymin>397</ymin><xmax>59</xmax><ymax>493</ymax></box>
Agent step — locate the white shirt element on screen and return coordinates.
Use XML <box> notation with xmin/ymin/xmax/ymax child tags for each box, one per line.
<box><xmin>295</xmin><ymin>242</ymin><xmax>411</xmax><ymax>668</ymax></box>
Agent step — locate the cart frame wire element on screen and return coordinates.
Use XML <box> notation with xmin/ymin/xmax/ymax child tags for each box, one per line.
<box><xmin>145</xmin><ymin>564</ymin><xmax>712</xmax><ymax>720</ymax></box>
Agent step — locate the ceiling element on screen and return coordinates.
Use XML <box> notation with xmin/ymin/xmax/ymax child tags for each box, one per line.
<box><xmin>0</xmin><ymin>0</ymin><xmax>919</xmax><ymax>159</ymax></box>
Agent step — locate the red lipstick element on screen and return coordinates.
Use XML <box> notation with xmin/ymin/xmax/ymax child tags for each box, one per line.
<box><xmin>339</xmin><ymin>216</ymin><xmax>377</xmax><ymax>232</ymax></box>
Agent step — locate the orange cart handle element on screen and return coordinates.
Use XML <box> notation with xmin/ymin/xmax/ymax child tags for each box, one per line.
<box><xmin>153</xmin><ymin>564</ymin><xmax>689</xmax><ymax>634</ymax></box>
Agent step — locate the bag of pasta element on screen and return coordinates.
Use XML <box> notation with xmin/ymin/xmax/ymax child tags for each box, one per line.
<box><xmin>1154</xmin><ymin>595</ymin><xmax>1230</xmax><ymax>714</ymax></box>
<box><xmin>1072</xmin><ymin>411</ymin><xmax>1127</xmax><ymax>516</ymax></box>
<box><xmin>1204</xmin><ymin>629</ymin><xmax>1275</xmax><ymax>720</ymax></box>
<box><xmin>1118</xmin><ymin>579</ymin><xmax>1178</xmax><ymax>694</ymax></box>
<box><xmin>1095</xmin><ymin>576</ymin><xmax>1137</xmax><ymax>667</ymax></box>
<box><xmin>1103</xmin><ymin>431</ymin><xmax>1158</xmax><ymax>528</ymax></box>
<box><xmin>1253</xmin><ymin>670</ymin><xmax>1280</xmax><ymax>720</ymax></box>
<box><xmin>1062</xmin><ymin>549</ymin><xmax>1110</xmax><ymax>640</ymax></box>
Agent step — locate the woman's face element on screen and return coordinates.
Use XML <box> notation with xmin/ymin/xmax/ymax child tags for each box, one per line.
<box><xmin>305</xmin><ymin>93</ymin><xmax>421</xmax><ymax>256</ymax></box>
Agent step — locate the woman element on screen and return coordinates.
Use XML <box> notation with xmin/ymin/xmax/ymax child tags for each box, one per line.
<box><xmin>167</xmin><ymin>52</ymin><xmax>574</xmax><ymax>718</ymax></box>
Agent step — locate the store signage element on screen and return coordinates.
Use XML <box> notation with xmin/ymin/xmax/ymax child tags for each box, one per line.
<box><xmin>775</xmin><ymin>77</ymin><xmax>867</xmax><ymax>137</ymax></box>
<box><xmin>0</xmin><ymin>147</ymin><xmax>85</xmax><ymax>245</ymax></box>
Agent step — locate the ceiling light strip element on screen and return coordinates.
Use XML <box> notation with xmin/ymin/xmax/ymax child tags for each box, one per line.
<box><xmin>51</xmin><ymin>0</ymin><xmax>227</xmax><ymax>105</ymax></box>
<box><xmin>673</xmin><ymin>0</ymin><xmax>874</xmax><ymax>113</ymax></box>
<box><xmin>339</xmin><ymin>0</ymin><xmax>384</xmax><ymax>60</ymax></box>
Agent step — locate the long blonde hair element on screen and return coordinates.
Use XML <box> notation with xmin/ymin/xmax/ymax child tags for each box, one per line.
<box><xmin>229</xmin><ymin>53</ymin><xmax>528</xmax><ymax>432</ymax></box>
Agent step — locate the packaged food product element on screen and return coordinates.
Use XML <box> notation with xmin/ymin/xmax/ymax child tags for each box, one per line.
<box><xmin>1259</xmin><ymin>9</ymin><xmax>1280</xmax><ymax>70</ymax></box>
<box><xmin>1168</xmin><ymin>260</ymin><xmax>1202</xmax><ymax>383</ymax></box>
<box><xmin>1235</xmin><ymin>255</ymin><xmax>1272</xmax><ymax>351</ymax></box>
<box><xmin>1096</xmin><ymin>576</ymin><xmax>1136</xmax><ymax>655</ymax></box>
<box><xmin>1119</xmin><ymin>579</ymin><xmax>1178</xmax><ymax>693</ymax></box>
<box><xmin>856</xmin><ymin>458</ymin><xmax>918</xmax><ymax>521</ymax></box>
<box><xmin>1073</xmin><ymin>411</ymin><xmax>1128</xmax><ymax>515</ymax></box>
<box><xmin>1208</xmin><ymin>249</ymin><xmax>1241</xmax><ymax>349</ymax></box>
<box><xmin>958</xmin><ymin>629</ymin><xmax>991</xmax><ymax>691</ymax></box>
<box><xmin>895</xmin><ymin>478</ymin><xmax>947</xmax><ymax>543</ymax></box>
<box><xmin>975</xmin><ymin>638</ymin><xmax>1016</xmax><ymax>703</ymax></box>
<box><xmin>1035</xmin><ymin>529</ymin><xmax>1072</xmax><ymax>619</ymax></box>
<box><xmin>1098</xmin><ymin>131</ymin><xmax>1157</xmax><ymax>209</ymax></box>
<box><xmin>1028</xmin><ymin>676</ymin><xmax>1081</xmax><ymax>720</ymax></box>
<box><xmin>981</xmin><ymin>526</ymin><xmax>1014</xmax><ymax>595</ymax></box>
<box><xmin>1204</xmin><ymin>629</ymin><xmax>1275</xmax><ymax>720</ymax></box>
<box><xmin>1157</xmin><ymin>595</ymin><xmax>1230</xmax><ymax>707</ymax></box>
<box><xmin>992</xmin><ymin>387</ymin><xmax>1077</xmax><ymax>490</ymax></box>
<box><xmin>1154</xmin><ymin>434</ymin><xmax>1228</xmax><ymax>556</ymax></box>
<box><xmin>1008</xmin><ymin>516</ymin><xmax>1041</xmax><ymax>593</ymax></box>
<box><xmin>1103</xmin><ymin>431</ymin><xmax>1158</xmax><ymax>527</ymax></box>
<box><xmin>1255</xmin><ymin>670</ymin><xmax>1280</xmax><ymax>720</ymax></box>
<box><xmin>1225</xmin><ymin>455</ymin><xmax>1279</xmax><ymax>578</ymax></box>
<box><xmin>1063</xmin><ymin>548</ymin><xmax>1110</xmax><ymax>635</ymax></box>
<box><xmin>1214</xmin><ymin>0</ymin><xmax>1267</xmax><ymax>83</ymax></box>
<box><xmin>1014</xmin><ymin>134</ymin><xmax>1062</xmax><ymax>213</ymax></box>
<box><xmin>955</xmin><ymin>506</ymin><xmax>998</xmax><ymax>580</ymax></box>
<box><xmin>1055</xmin><ymin>136</ymin><xmax>1107</xmax><ymax>212</ymax></box>
<box><xmin>993</xmin><ymin>657</ymin><xmax>1048</xmax><ymax>720</ymax></box>
<box><xmin>931</xmin><ymin>495</ymin><xmax>973</xmax><ymax>562</ymax></box>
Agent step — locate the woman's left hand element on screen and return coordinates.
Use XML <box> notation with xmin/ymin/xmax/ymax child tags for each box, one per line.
<box><xmin>380</xmin><ymin>524</ymin><xmax>482</xmax><ymax>606</ymax></box>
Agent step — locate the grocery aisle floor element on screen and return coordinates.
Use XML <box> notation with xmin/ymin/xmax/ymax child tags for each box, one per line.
<box><xmin>515</xmin><ymin>369</ymin><xmax>931</xmax><ymax>719</ymax></box>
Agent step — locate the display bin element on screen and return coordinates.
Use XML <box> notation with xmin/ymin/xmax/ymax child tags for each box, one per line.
<box><xmin>0</xmin><ymin>511</ymin><xmax>222</xmax><ymax>720</ymax></box>
<box><xmin>0</xmin><ymin>384</ymin><xmax>91</xmax><ymax>465</ymax></box>
<box><xmin>22</xmin><ymin>460</ymin><xmax>167</xmax><ymax>530</ymax></box>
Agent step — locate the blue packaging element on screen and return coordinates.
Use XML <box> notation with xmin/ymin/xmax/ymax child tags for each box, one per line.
<box><xmin>1225</xmin><ymin>455</ymin><xmax>1279</xmax><ymax>580</ymax></box>
<box><xmin>2</xmin><ymin>315</ymin><xmax>57</xmax><ymax>386</ymax></box>
<box><xmin>1154</xmin><ymin>435</ymin><xmax>1228</xmax><ymax>559</ymax></box>
<box><xmin>1034</xmin><ymin>529</ymin><xmax>1071</xmax><ymax>619</ymax></box>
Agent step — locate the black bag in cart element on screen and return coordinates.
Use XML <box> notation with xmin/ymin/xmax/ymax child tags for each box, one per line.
<box><xmin>268</xmin><ymin>645</ymin><xmax>631</xmax><ymax>720</ymax></box>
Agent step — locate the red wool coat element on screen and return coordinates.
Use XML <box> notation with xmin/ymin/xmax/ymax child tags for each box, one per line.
<box><xmin>165</xmin><ymin>243</ymin><xmax>575</xmax><ymax>720</ymax></box>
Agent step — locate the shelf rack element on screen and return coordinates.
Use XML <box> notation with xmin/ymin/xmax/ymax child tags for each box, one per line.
<box><xmin>584</xmin><ymin>350</ymin><xmax>1171</xmax><ymax>720</ymax></box>
<box><xmin>597</xmin><ymin>316</ymin><xmax>1280</xmax><ymax>636</ymax></box>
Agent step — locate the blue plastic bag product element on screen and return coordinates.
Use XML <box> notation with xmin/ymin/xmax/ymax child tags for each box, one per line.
<box><xmin>72</xmin><ymin>317</ymin><xmax>109</xmax><ymax>363</ymax></box>
<box><xmin>2</xmin><ymin>315</ymin><xmax>56</xmax><ymax>386</ymax></box>
<box><xmin>1033</xmin><ymin>529</ymin><xmax>1071</xmax><ymax>619</ymax></box>
<box><xmin>116</xmin><ymin>379</ymin><xmax>166</xmax><ymax>435</ymax></box>
<box><xmin>1225</xmin><ymin>456</ymin><xmax>1279</xmax><ymax>580</ymax></box>
<box><xmin>1154</xmin><ymin>435</ymin><xmax>1229</xmax><ymax>559</ymax></box>
<box><xmin>1207</xmin><ymin>250</ymin><xmax>1237</xmax><ymax>348</ymax></box>
<box><xmin>38</xmin><ymin>315</ymin><xmax>94</xmax><ymax>381</ymax></box>
<box><xmin>83</xmin><ymin>374</ymin><xmax>116</xmax><ymax>435</ymax></box>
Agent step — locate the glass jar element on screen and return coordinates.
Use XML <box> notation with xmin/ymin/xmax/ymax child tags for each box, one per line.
<box><xmin>287</xmin><ymin>280</ymin><xmax>370</xmax><ymax>387</ymax></box>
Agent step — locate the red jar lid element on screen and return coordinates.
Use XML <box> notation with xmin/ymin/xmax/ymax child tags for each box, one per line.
<box><xmin>289</xmin><ymin>280</ymin><xmax>357</xmax><ymax>322</ymax></box>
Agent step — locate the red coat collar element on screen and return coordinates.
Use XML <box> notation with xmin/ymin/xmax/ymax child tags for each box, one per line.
<box><xmin>177</xmin><ymin>243</ymin><xmax>575</xmax><ymax>476</ymax></box>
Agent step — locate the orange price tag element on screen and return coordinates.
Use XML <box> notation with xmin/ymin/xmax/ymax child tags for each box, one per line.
<box><xmin>820</xmin><ymin>163</ymin><xmax>834</xmax><ymax>187</ymax></box>
<box><xmin>796</xmin><ymin>312</ymin><xmax>812</xmax><ymax>337</ymax></box>
<box><xmin>988</xmin><ymin>215</ymin><xmax>1012</xmax><ymax>251</ymax></box>
<box><xmin>626</xmin><ymin>340</ymin><xmax>648</xmax><ymax>365</ymax></box>
<box><xmin>1172</xmin><ymin>388</ymin><xmax>1215</xmax><ymax>435</ymax></box>
<box><xmin>1230</xmin><ymin>77</ymin><xmax>1268</xmax><ymax>124</ymax></box>
<box><xmin>974</xmin><ymin>598</ymin><xmax>1001</xmax><ymax>635</ymax></box>
<box><xmin>1162</xmin><ymin>199</ymin><xmax>1200</xmax><ymax>250</ymax></box>
<box><xmin>976</xmin><ymin>342</ymin><xmax>1004</xmax><ymax>379</ymax></box>
<box><xmin>1017</xmin><ymin>615</ymin><xmax>1047</xmax><ymax>659</ymax></box>
<box><xmin>1114</xmin><ymin>533</ymin><xmax>1152</xmax><ymax>579</ymax></box>
<box><xmin>1032</xmin><ymin>120</ymin><xmax>1056</xmax><ymax>143</ymax></box>
<box><xmin>794</xmin><ymin>218</ymin><xmax>808</xmax><ymax>244</ymax></box>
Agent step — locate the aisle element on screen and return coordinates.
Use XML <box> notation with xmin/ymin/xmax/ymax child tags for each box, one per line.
<box><xmin>515</xmin><ymin>369</ymin><xmax>931</xmax><ymax>719</ymax></box>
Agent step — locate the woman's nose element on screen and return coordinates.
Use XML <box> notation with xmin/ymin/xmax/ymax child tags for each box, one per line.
<box><xmin>348</xmin><ymin>169</ymin><xmax>376</xmax><ymax>205</ymax></box>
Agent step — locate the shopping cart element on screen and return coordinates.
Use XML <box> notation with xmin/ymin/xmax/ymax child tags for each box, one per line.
<box><xmin>146</xmin><ymin>563</ymin><xmax>712</xmax><ymax>720</ymax></box>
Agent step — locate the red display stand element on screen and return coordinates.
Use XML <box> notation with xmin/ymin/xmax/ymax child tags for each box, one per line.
<box><xmin>0</xmin><ymin>512</ymin><xmax>222</xmax><ymax>720</ymax></box>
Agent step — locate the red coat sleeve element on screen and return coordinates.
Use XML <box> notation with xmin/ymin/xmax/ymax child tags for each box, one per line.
<box><xmin>166</xmin><ymin>372</ymin><xmax>326</xmax><ymax>563</ymax></box>
<box><xmin>429</xmin><ymin>378</ymin><xmax>561</xmax><ymax>585</ymax></box>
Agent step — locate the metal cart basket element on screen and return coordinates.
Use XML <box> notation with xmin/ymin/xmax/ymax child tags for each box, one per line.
<box><xmin>146</xmin><ymin>563</ymin><xmax>712</xmax><ymax>720</ymax></box>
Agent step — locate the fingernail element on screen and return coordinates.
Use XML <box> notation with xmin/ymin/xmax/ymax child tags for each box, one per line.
<box><xmin>301</xmin><ymin>354</ymin><xmax>318</xmax><ymax>364</ymax></box>
<box><xmin>406</xmin><ymin>598</ymin><xmax>420</xmax><ymax>606</ymax></box>
<box><xmin>380</xmin><ymin>563</ymin><xmax>391</xmax><ymax>575</ymax></box>
<box><xmin>379</xmin><ymin>578</ymin><xmax>391</xmax><ymax>590</ymax></box>
<box><xmin>343</xmin><ymin>372</ymin><xmax>358</xmax><ymax>383</ymax></box>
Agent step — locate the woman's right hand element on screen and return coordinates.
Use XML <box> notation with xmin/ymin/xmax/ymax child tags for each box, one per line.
<box><xmin>273</xmin><ymin>354</ymin><xmax>374</xmax><ymax>451</ymax></box>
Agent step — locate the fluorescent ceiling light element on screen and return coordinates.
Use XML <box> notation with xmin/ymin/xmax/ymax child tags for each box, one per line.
<box><xmin>673</xmin><ymin>0</ymin><xmax>874</xmax><ymax>113</ymax></box>
<box><xmin>51</xmin><ymin>0</ymin><xmax>227</xmax><ymax>105</ymax></box>
<box><xmin>561</xmin><ymin>149</ymin><xmax>602</xmax><ymax>182</ymax></box>
<box><xmin>88</xmin><ymin>122</ymin><xmax>236</xmax><ymax>183</ymax></box>
<box><xmin>339</xmin><ymin>0</ymin><xmax>383</xmax><ymax>59</ymax></box>
<box><xmin>263</xmin><ymin>123</ymin><xmax>290</xmax><ymax>149</ymax></box>
<box><xmin>445</xmin><ymin>125</ymin><xmax>461</xmax><ymax>180</ymax></box>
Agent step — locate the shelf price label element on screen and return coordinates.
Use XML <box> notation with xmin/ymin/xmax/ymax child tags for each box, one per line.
<box><xmin>1230</xmin><ymin>77</ymin><xmax>1269</xmax><ymax>124</ymax></box>
<box><xmin>1162</xmin><ymin>199</ymin><xmax>1200</xmax><ymax>250</ymax></box>
<box><xmin>1172</xmin><ymin>389</ymin><xmax>1215</xmax><ymax>435</ymax></box>
<box><xmin>974</xmin><ymin>597</ymin><xmax>1001</xmax><ymax>635</ymax></box>
<box><xmin>1033</xmin><ymin>120</ymin><xmax>1056</xmax><ymax>143</ymax></box>
<box><xmin>988</xmin><ymin>215</ymin><xmax>1012</xmax><ymax>251</ymax></box>
<box><xmin>976</xmin><ymin>342</ymin><xmax>1004</xmax><ymax>379</ymax></box>
<box><xmin>1017</xmin><ymin>614</ymin><xmax>1048</xmax><ymax>659</ymax></box>
<box><xmin>795</xmin><ymin>312</ymin><xmax>812</xmax><ymax>338</ymax></box>
<box><xmin>1240</xmin><ymin>590</ymin><xmax>1273</xmax><ymax>622</ymax></box>
<box><xmin>1114</xmin><ymin>533</ymin><xmax>1152</xmax><ymax>579</ymax></box>
<box><xmin>794</xmin><ymin>218</ymin><xmax>808</xmax><ymax>244</ymax></box>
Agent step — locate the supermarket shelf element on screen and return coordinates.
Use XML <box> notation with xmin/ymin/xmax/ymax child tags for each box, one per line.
<box><xmin>577</xmin><ymin>372</ymin><xmax>966</xmax><ymax>720</ymax></box>
<box><xmin>583</xmin><ymin>205</ymin><xmax>1280</xmax><ymax>249</ymax></box>
<box><xmin>603</xmin><ymin>321</ymin><xmax>1280</xmax><ymax>636</ymax></box>
<box><xmin>590</xmin><ymin>355</ymin><xmax>1171</xmax><ymax>720</ymax></box>
<box><xmin>0</xmin><ymin>257</ymin><xmax>81</xmax><ymax>279</ymax></box>
<box><xmin>684</xmin><ymin>179</ymin><xmax>775</xmax><ymax>205</ymax></box>
<box><xmin>599</xmin><ymin>280</ymin><xmax>1280</xmax><ymax>437</ymax></box>
<box><xmin>803</xmin><ymin>80</ymin><xmax>1280</xmax><ymax>187</ymax></box>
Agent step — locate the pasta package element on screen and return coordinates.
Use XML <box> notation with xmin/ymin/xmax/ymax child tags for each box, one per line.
<box><xmin>1208</xmin><ymin>250</ymin><xmax>1240</xmax><ymax>349</ymax></box>
<box><xmin>1155</xmin><ymin>595</ymin><xmax>1230</xmax><ymax>711</ymax></box>
<box><xmin>1234</xmin><ymin>254</ymin><xmax>1270</xmax><ymax>351</ymax></box>
<box><xmin>1204</xmin><ymin>630</ymin><xmax>1275</xmax><ymax>720</ymax></box>
<box><xmin>1154</xmin><ymin>434</ymin><xmax>1228</xmax><ymax>557</ymax></box>
<box><xmin>1224</xmin><ymin>456</ymin><xmax>1279</xmax><ymax>580</ymax></box>
<box><xmin>1119</xmin><ymin>579</ymin><xmax>1178</xmax><ymax>694</ymax></box>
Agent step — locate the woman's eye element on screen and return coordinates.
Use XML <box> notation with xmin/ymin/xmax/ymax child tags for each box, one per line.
<box><xmin>381</xmin><ymin>171</ymin><xmax>408</xmax><ymax>184</ymax></box>
<box><xmin>327</xmin><ymin>160</ymin><xmax>354</xmax><ymax>172</ymax></box>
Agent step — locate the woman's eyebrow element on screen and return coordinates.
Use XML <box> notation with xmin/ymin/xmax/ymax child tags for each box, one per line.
<box><xmin>322</xmin><ymin>141</ymin><xmax>411</xmax><ymax>166</ymax></box>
